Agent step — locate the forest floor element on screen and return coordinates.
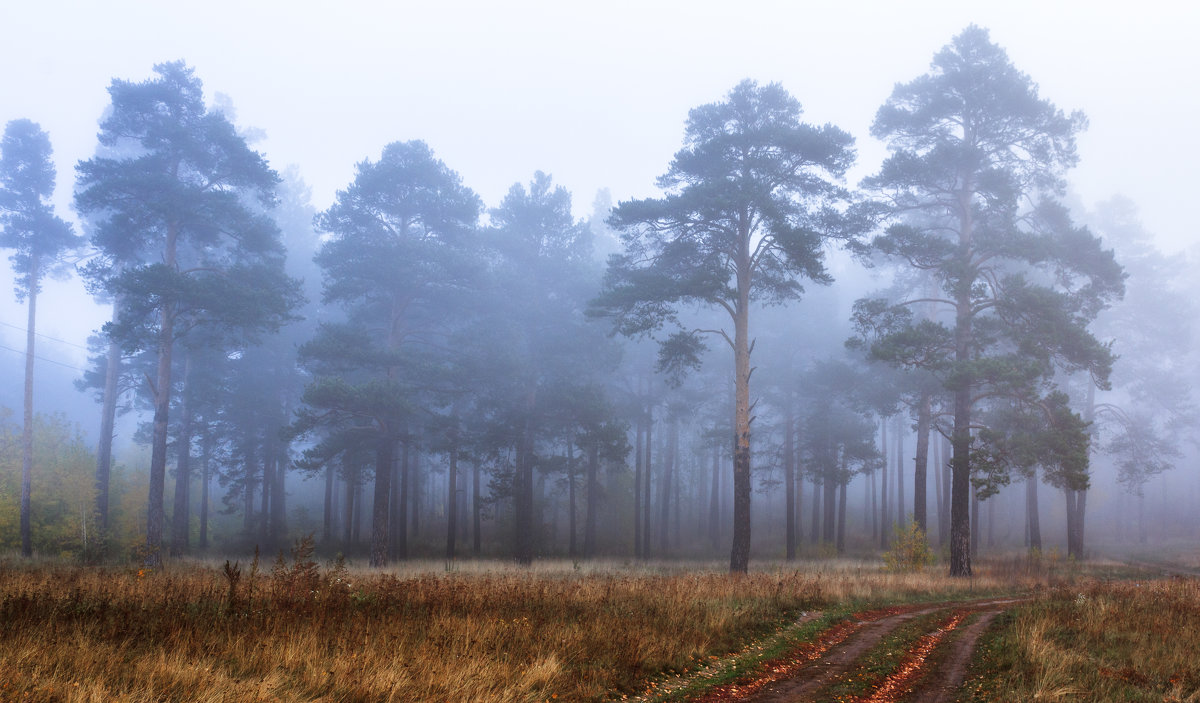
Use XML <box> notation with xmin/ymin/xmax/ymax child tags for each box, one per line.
<box><xmin>0</xmin><ymin>547</ymin><xmax>1195</xmax><ymax>702</ymax></box>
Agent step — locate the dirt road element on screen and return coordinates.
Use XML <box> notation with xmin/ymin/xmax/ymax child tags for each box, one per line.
<box><xmin>691</xmin><ymin>597</ymin><xmax>1024</xmax><ymax>703</ymax></box>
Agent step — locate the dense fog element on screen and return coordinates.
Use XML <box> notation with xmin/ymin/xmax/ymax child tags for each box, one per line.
<box><xmin>0</xmin><ymin>6</ymin><xmax>1197</xmax><ymax>572</ymax></box>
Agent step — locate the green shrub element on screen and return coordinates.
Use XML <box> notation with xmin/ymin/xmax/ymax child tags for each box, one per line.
<box><xmin>883</xmin><ymin>520</ymin><xmax>935</xmax><ymax>573</ymax></box>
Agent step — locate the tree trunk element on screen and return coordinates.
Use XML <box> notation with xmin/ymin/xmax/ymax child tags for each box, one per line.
<box><xmin>784</xmin><ymin>405</ymin><xmax>796</xmax><ymax>561</ymax></box>
<box><xmin>880</xmin><ymin>418</ymin><xmax>890</xmax><ymax>549</ymax></box>
<box><xmin>369</xmin><ymin>435</ymin><xmax>393</xmax><ymax>567</ymax></box>
<box><xmin>822</xmin><ymin>476</ymin><xmax>836</xmax><ymax>546</ymax></box>
<box><xmin>472</xmin><ymin>454</ymin><xmax>482</xmax><ymax>555</ymax></box>
<box><xmin>896</xmin><ymin>415</ymin><xmax>905</xmax><ymax>529</ymax></box>
<box><xmin>795</xmin><ymin>444</ymin><xmax>804</xmax><ymax>545</ymax></box>
<box><xmin>836</xmin><ymin>479</ymin><xmax>848</xmax><ymax>554</ymax></box>
<box><xmin>949</xmin><ymin>191</ymin><xmax>975</xmax><ymax>577</ymax></box>
<box><xmin>970</xmin><ymin>485</ymin><xmax>980</xmax><ymax>558</ymax></box>
<box><xmin>94</xmin><ymin>300</ymin><xmax>122</xmax><ymax>537</ymax></box>
<box><xmin>672</xmin><ymin>423</ymin><xmax>681</xmax><ymax>549</ymax></box>
<box><xmin>146</xmin><ymin>222</ymin><xmax>180</xmax><ymax>567</ymax></box>
<box><xmin>584</xmin><ymin>440</ymin><xmax>599</xmax><ymax>558</ymax></box>
<box><xmin>567</xmin><ymin>443</ymin><xmax>577</xmax><ymax>559</ymax></box>
<box><xmin>634</xmin><ymin>410</ymin><xmax>643</xmax><ymax>558</ymax></box>
<box><xmin>199</xmin><ymin>432</ymin><xmax>212</xmax><ymax>550</ymax></box>
<box><xmin>395</xmin><ymin>441</ymin><xmax>409</xmax><ymax>560</ymax></box>
<box><xmin>933</xmin><ymin>429</ymin><xmax>944</xmax><ymax>545</ymax></box>
<box><xmin>810</xmin><ymin>477</ymin><xmax>821</xmax><ymax>545</ymax></box>
<box><xmin>1066</xmin><ymin>489</ymin><xmax>1086</xmax><ymax>559</ymax></box>
<box><xmin>410</xmin><ymin>446</ymin><xmax>421</xmax><ymax>539</ymax></box>
<box><xmin>271</xmin><ymin>438</ymin><xmax>287</xmax><ymax>544</ymax></box>
<box><xmin>986</xmin><ymin>491</ymin><xmax>995</xmax><ymax>548</ymax></box>
<box><xmin>170</xmin><ymin>353</ymin><xmax>194</xmax><ymax>556</ymax></box>
<box><xmin>914</xmin><ymin>392</ymin><xmax>931</xmax><ymax>533</ymax></box>
<box><xmin>323</xmin><ymin>462</ymin><xmax>334</xmax><ymax>543</ymax></box>
<box><xmin>730</xmin><ymin>270</ymin><xmax>752</xmax><ymax>573</ymax></box>
<box><xmin>1026</xmin><ymin>475</ymin><xmax>1041</xmax><ymax>551</ymax></box>
<box><xmin>343</xmin><ymin>466</ymin><xmax>355</xmax><ymax>544</ymax></box>
<box><xmin>658</xmin><ymin>418</ymin><xmax>674</xmax><ymax>555</ymax></box>
<box><xmin>515</xmin><ymin>397</ymin><xmax>535</xmax><ymax>565</ymax></box>
<box><xmin>259</xmin><ymin>440</ymin><xmax>273</xmax><ymax>545</ymax></box>
<box><xmin>446</xmin><ymin>435</ymin><xmax>458</xmax><ymax>561</ymax></box>
<box><xmin>243</xmin><ymin>441</ymin><xmax>256</xmax><ymax>536</ymax></box>
<box><xmin>940</xmin><ymin>435</ymin><xmax>952</xmax><ymax>547</ymax></box>
<box><xmin>642</xmin><ymin>408</ymin><xmax>653</xmax><ymax>558</ymax></box>
<box><xmin>709</xmin><ymin>437</ymin><xmax>720</xmax><ymax>550</ymax></box>
<box><xmin>19</xmin><ymin>274</ymin><xmax>37</xmax><ymax>558</ymax></box>
<box><xmin>869</xmin><ymin>467</ymin><xmax>878</xmax><ymax>541</ymax></box>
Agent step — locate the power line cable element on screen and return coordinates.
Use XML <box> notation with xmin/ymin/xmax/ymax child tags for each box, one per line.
<box><xmin>0</xmin><ymin>343</ymin><xmax>88</xmax><ymax>373</ymax></box>
<box><xmin>0</xmin><ymin>319</ymin><xmax>91</xmax><ymax>351</ymax></box>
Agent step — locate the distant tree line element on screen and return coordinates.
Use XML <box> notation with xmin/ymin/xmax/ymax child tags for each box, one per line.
<box><xmin>0</xmin><ymin>27</ymin><xmax>1195</xmax><ymax>574</ymax></box>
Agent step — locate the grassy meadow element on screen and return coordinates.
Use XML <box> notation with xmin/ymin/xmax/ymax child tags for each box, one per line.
<box><xmin>0</xmin><ymin>542</ymin><xmax>1180</xmax><ymax>702</ymax></box>
<box><xmin>961</xmin><ymin>575</ymin><xmax>1200</xmax><ymax>702</ymax></box>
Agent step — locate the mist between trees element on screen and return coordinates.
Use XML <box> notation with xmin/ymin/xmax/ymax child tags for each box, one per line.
<box><xmin>0</xmin><ymin>27</ymin><xmax>1196</xmax><ymax>574</ymax></box>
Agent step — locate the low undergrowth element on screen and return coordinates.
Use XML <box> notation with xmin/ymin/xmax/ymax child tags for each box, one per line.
<box><xmin>959</xmin><ymin>577</ymin><xmax>1200</xmax><ymax>702</ymax></box>
<box><xmin>0</xmin><ymin>546</ymin><xmax>1077</xmax><ymax>702</ymax></box>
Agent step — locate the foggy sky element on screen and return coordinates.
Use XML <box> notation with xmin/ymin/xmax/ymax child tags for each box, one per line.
<box><xmin>0</xmin><ymin>0</ymin><xmax>1197</xmax><ymax>374</ymax></box>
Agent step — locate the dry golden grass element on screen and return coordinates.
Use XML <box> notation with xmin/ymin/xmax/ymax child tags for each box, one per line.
<box><xmin>961</xmin><ymin>575</ymin><xmax>1200</xmax><ymax>702</ymax></box>
<box><xmin>0</xmin><ymin>547</ymin><xmax>1063</xmax><ymax>703</ymax></box>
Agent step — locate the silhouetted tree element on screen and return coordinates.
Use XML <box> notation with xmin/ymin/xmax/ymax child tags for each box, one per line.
<box><xmin>75</xmin><ymin>62</ymin><xmax>300</xmax><ymax>565</ymax></box>
<box><xmin>591</xmin><ymin>80</ymin><xmax>862</xmax><ymax>573</ymax></box>
<box><xmin>861</xmin><ymin>27</ymin><xmax>1123</xmax><ymax>575</ymax></box>
<box><xmin>0</xmin><ymin>119</ymin><xmax>82</xmax><ymax>557</ymax></box>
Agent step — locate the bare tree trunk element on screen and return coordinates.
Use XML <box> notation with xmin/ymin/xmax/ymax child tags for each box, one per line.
<box><xmin>914</xmin><ymin>392</ymin><xmax>931</xmax><ymax>533</ymax></box>
<box><xmin>146</xmin><ymin>223</ymin><xmax>180</xmax><ymax>567</ymax></box>
<box><xmin>1026</xmin><ymin>475</ymin><xmax>1041</xmax><ymax>551</ymax></box>
<box><xmin>94</xmin><ymin>299</ymin><xmax>122</xmax><ymax>538</ymax></box>
<box><xmin>933</xmin><ymin>430</ymin><xmax>944</xmax><ymax>545</ymax></box>
<box><xmin>515</xmin><ymin>399</ymin><xmax>535</xmax><ymax>565</ymax></box>
<box><xmin>822</xmin><ymin>476</ymin><xmax>836</xmax><ymax>546</ymax></box>
<box><xmin>395</xmin><ymin>440</ymin><xmax>409</xmax><ymax>560</ymax></box>
<box><xmin>170</xmin><ymin>354</ymin><xmax>194</xmax><ymax>556</ymax></box>
<box><xmin>880</xmin><ymin>418</ymin><xmax>890</xmax><ymax>549</ymax></box>
<box><xmin>795</xmin><ymin>443</ymin><xmax>804</xmax><ymax>545</ymax></box>
<box><xmin>896</xmin><ymin>415</ymin><xmax>905</xmax><ymax>529</ymax></box>
<box><xmin>730</xmin><ymin>274</ymin><xmax>752</xmax><ymax>573</ymax></box>
<box><xmin>567</xmin><ymin>443</ymin><xmax>577</xmax><ymax>559</ymax></box>
<box><xmin>940</xmin><ymin>435</ymin><xmax>952</xmax><ymax>547</ymax></box>
<box><xmin>970</xmin><ymin>485</ymin><xmax>980</xmax><ymax>558</ymax></box>
<box><xmin>584</xmin><ymin>440</ymin><xmax>599</xmax><ymax>558</ymax></box>
<box><xmin>709</xmin><ymin>437</ymin><xmax>720</xmax><ymax>550</ymax></box>
<box><xmin>836</xmin><ymin>479</ymin><xmax>848</xmax><ymax>555</ymax></box>
<box><xmin>634</xmin><ymin>410</ymin><xmax>643</xmax><ymax>558</ymax></box>
<box><xmin>259</xmin><ymin>442</ymin><xmax>273</xmax><ymax>545</ymax></box>
<box><xmin>410</xmin><ymin>446</ymin><xmax>421</xmax><ymax>539</ymax></box>
<box><xmin>369</xmin><ymin>435</ymin><xmax>393</xmax><ymax>567</ymax></box>
<box><xmin>658</xmin><ymin>418</ymin><xmax>675</xmax><ymax>555</ymax></box>
<box><xmin>199</xmin><ymin>432</ymin><xmax>212</xmax><ymax>550</ymax></box>
<box><xmin>809</xmin><ymin>477</ymin><xmax>820</xmax><ymax>545</ymax></box>
<box><xmin>446</xmin><ymin>435</ymin><xmax>458</xmax><ymax>561</ymax></box>
<box><xmin>642</xmin><ymin>408</ymin><xmax>653</xmax><ymax>558</ymax></box>
<box><xmin>784</xmin><ymin>406</ymin><xmax>796</xmax><ymax>561</ymax></box>
<box><xmin>343</xmin><ymin>466</ymin><xmax>354</xmax><ymax>544</ymax></box>
<box><xmin>19</xmin><ymin>274</ymin><xmax>37</xmax><ymax>558</ymax></box>
<box><xmin>323</xmin><ymin>462</ymin><xmax>334</xmax><ymax>543</ymax></box>
<box><xmin>472</xmin><ymin>455</ymin><xmax>482</xmax><ymax>555</ymax></box>
<box><xmin>869</xmin><ymin>468</ymin><xmax>878</xmax><ymax>541</ymax></box>
<box><xmin>672</xmin><ymin>424</ymin><xmax>681</xmax><ymax>549</ymax></box>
